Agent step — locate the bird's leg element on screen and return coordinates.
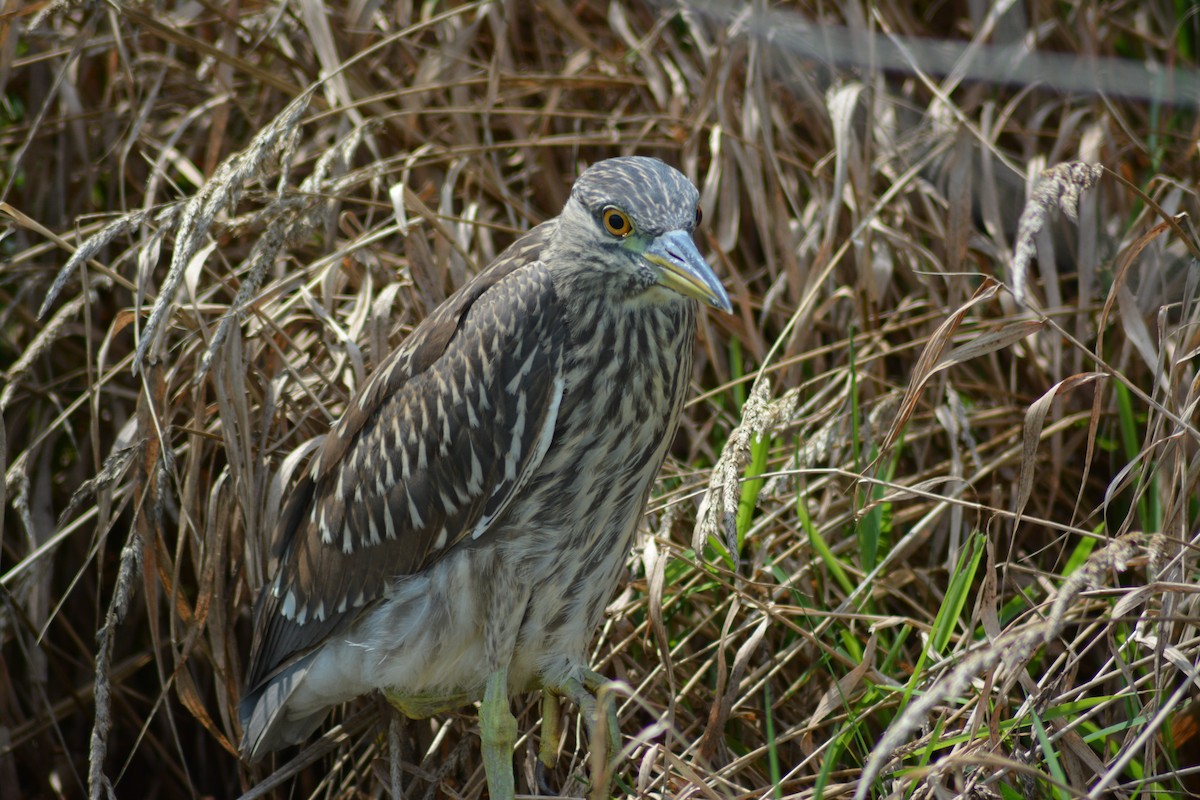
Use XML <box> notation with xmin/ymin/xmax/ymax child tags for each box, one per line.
<box><xmin>536</xmin><ymin>691</ymin><xmax>561</xmax><ymax>795</ymax></box>
<box><xmin>581</xmin><ymin>669</ymin><xmax>622</xmax><ymax>760</ymax></box>
<box><xmin>480</xmin><ymin>667</ymin><xmax>517</xmax><ymax>800</ymax></box>
<box><xmin>558</xmin><ymin>670</ymin><xmax>622</xmax><ymax>800</ymax></box>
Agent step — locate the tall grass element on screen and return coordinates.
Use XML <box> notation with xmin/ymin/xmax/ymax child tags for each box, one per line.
<box><xmin>2</xmin><ymin>2</ymin><xmax>1198</xmax><ymax>798</ymax></box>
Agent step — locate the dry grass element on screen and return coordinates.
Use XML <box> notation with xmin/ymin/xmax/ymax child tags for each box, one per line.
<box><xmin>2</xmin><ymin>2</ymin><xmax>1199</xmax><ymax>798</ymax></box>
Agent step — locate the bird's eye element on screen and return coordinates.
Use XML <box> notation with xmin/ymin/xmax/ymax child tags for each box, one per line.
<box><xmin>601</xmin><ymin>207</ymin><xmax>633</xmax><ymax>237</ymax></box>
<box><xmin>694</xmin><ymin>207</ymin><xmax>703</xmax><ymax>228</ymax></box>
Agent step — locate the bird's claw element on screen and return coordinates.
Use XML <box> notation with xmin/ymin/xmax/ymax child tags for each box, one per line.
<box><xmin>581</xmin><ymin>669</ymin><xmax>622</xmax><ymax>760</ymax></box>
<box><xmin>540</xmin><ymin>671</ymin><xmax>622</xmax><ymax>800</ymax></box>
<box><xmin>535</xmin><ymin>759</ymin><xmax>558</xmax><ymax>796</ymax></box>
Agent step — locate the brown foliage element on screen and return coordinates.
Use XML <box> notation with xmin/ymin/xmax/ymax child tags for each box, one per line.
<box><xmin>2</xmin><ymin>2</ymin><xmax>1198</xmax><ymax>798</ymax></box>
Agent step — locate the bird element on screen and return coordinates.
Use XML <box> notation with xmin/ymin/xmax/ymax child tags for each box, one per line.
<box><xmin>239</xmin><ymin>156</ymin><xmax>731</xmax><ymax>798</ymax></box>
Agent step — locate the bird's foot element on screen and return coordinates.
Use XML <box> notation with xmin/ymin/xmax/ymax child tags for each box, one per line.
<box><xmin>536</xmin><ymin>691</ymin><xmax>561</xmax><ymax>794</ymax></box>
<box><xmin>382</xmin><ymin>688</ymin><xmax>475</xmax><ymax>719</ymax></box>
<box><xmin>540</xmin><ymin>670</ymin><xmax>622</xmax><ymax>800</ymax></box>
<box><xmin>481</xmin><ymin>668</ymin><xmax>517</xmax><ymax>800</ymax></box>
<box><xmin>580</xmin><ymin>669</ymin><xmax>622</xmax><ymax>760</ymax></box>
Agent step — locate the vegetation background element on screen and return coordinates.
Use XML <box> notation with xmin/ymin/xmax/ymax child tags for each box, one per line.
<box><xmin>2</xmin><ymin>1</ymin><xmax>1198</xmax><ymax>798</ymax></box>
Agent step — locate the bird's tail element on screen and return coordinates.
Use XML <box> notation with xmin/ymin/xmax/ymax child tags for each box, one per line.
<box><xmin>238</xmin><ymin>653</ymin><xmax>326</xmax><ymax>761</ymax></box>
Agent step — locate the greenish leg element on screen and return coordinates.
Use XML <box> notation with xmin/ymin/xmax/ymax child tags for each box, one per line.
<box><xmin>558</xmin><ymin>670</ymin><xmax>622</xmax><ymax>800</ymax></box>
<box><xmin>581</xmin><ymin>669</ymin><xmax>622</xmax><ymax>759</ymax></box>
<box><xmin>536</xmin><ymin>692</ymin><xmax>561</xmax><ymax>794</ymax></box>
<box><xmin>480</xmin><ymin>668</ymin><xmax>517</xmax><ymax>800</ymax></box>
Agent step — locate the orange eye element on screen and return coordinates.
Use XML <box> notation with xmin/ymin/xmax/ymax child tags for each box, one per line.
<box><xmin>601</xmin><ymin>207</ymin><xmax>633</xmax><ymax>237</ymax></box>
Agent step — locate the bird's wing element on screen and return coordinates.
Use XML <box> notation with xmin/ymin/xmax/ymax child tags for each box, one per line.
<box><xmin>245</xmin><ymin>223</ymin><xmax>566</xmax><ymax>690</ymax></box>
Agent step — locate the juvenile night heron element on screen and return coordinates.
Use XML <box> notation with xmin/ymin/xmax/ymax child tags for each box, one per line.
<box><xmin>240</xmin><ymin>156</ymin><xmax>731</xmax><ymax>797</ymax></box>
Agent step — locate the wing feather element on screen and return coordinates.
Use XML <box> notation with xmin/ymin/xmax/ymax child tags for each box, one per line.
<box><xmin>245</xmin><ymin>222</ymin><xmax>565</xmax><ymax>690</ymax></box>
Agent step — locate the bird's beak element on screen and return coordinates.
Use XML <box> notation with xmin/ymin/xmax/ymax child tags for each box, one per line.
<box><xmin>643</xmin><ymin>230</ymin><xmax>733</xmax><ymax>313</ymax></box>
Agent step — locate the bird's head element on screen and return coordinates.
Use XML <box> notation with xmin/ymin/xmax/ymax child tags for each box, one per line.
<box><xmin>549</xmin><ymin>156</ymin><xmax>733</xmax><ymax>314</ymax></box>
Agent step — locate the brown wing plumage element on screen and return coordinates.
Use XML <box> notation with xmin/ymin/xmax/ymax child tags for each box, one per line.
<box><xmin>245</xmin><ymin>222</ymin><xmax>566</xmax><ymax>691</ymax></box>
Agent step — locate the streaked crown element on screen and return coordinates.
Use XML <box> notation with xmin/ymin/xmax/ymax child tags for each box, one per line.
<box><xmin>569</xmin><ymin>156</ymin><xmax>701</xmax><ymax>236</ymax></box>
